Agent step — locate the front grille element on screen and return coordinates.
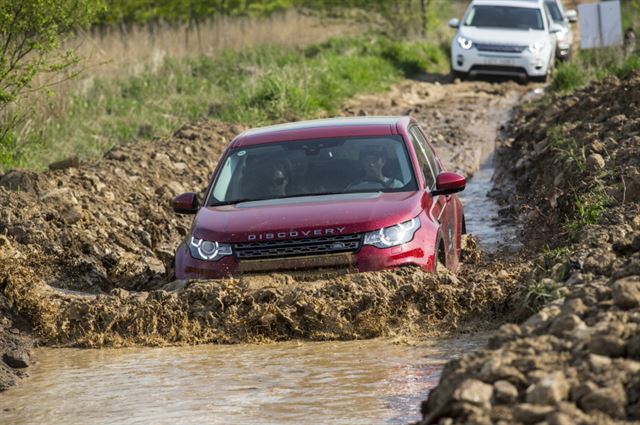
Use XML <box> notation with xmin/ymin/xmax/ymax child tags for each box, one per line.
<box><xmin>233</xmin><ymin>233</ymin><xmax>362</xmax><ymax>260</ymax></box>
<box><xmin>470</xmin><ymin>65</ymin><xmax>528</xmax><ymax>76</ymax></box>
<box><xmin>476</xmin><ymin>43</ymin><xmax>526</xmax><ymax>53</ymax></box>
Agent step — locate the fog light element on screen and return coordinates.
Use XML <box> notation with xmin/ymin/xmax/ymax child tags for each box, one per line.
<box><xmin>456</xmin><ymin>54</ymin><xmax>464</xmax><ymax>66</ymax></box>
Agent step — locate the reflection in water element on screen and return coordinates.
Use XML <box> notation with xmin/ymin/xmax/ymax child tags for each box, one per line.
<box><xmin>0</xmin><ymin>337</ymin><xmax>485</xmax><ymax>425</ymax></box>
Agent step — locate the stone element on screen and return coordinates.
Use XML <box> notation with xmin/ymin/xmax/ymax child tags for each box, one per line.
<box><xmin>585</xmin><ymin>153</ymin><xmax>605</xmax><ymax>172</ymax></box>
<box><xmin>452</xmin><ymin>379</ymin><xmax>493</xmax><ymax>407</ymax></box>
<box><xmin>493</xmin><ymin>380</ymin><xmax>519</xmax><ymax>404</ymax></box>
<box><xmin>3</xmin><ymin>349</ymin><xmax>30</xmax><ymax>368</ymax></box>
<box><xmin>512</xmin><ymin>404</ymin><xmax>554</xmax><ymax>425</ymax></box>
<box><xmin>588</xmin><ymin>335</ymin><xmax>626</xmax><ymax>357</ymax></box>
<box><xmin>588</xmin><ymin>354</ymin><xmax>612</xmax><ymax>373</ymax></box>
<box><xmin>628</xmin><ymin>335</ymin><xmax>640</xmax><ymax>359</ymax></box>
<box><xmin>612</xmin><ymin>276</ymin><xmax>640</xmax><ymax>309</ymax></box>
<box><xmin>561</xmin><ymin>298</ymin><xmax>587</xmax><ymax>316</ymax></box>
<box><xmin>525</xmin><ymin>371</ymin><xmax>569</xmax><ymax>405</ymax></box>
<box><xmin>548</xmin><ymin>314</ymin><xmax>586</xmax><ymax>337</ymax></box>
<box><xmin>547</xmin><ymin>412</ymin><xmax>576</xmax><ymax>425</ymax></box>
<box><xmin>61</xmin><ymin>205</ymin><xmax>83</xmax><ymax>225</ymax></box>
<box><xmin>578</xmin><ymin>384</ymin><xmax>627</xmax><ymax>419</ymax></box>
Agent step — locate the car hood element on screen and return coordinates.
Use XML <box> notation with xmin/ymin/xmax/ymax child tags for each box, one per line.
<box><xmin>192</xmin><ymin>191</ymin><xmax>425</xmax><ymax>243</ymax></box>
<box><xmin>459</xmin><ymin>27</ymin><xmax>547</xmax><ymax>45</ymax></box>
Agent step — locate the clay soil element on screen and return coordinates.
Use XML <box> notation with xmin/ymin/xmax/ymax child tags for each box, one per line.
<box><xmin>0</xmin><ymin>78</ymin><xmax>532</xmax><ymax>391</ymax></box>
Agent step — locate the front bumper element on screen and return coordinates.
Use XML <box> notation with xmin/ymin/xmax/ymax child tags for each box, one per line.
<box><xmin>451</xmin><ymin>41</ymin><xmax>552</xmax><ymax>78</ymax></box>
<box><xmin>174</xmin><ymin>231</ymin><xmax>437</xmax><ymax>280</ymax></box>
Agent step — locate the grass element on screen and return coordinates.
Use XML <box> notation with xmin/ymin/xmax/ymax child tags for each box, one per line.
<box><xmin>549</xmin><ymin>126</ymin><xmax>586</xmax><ymax>173</ymax></box>
<box><xmin>519</xmin><ymin>279</ymin><xmax>561</xmax><ymax>314</ymax></box>
<box><xmin>565</xmin><ymin>190</ymin><xmax>608</xmax><ymax>233</ymax></box>
<box><xmin>3</xmin><ymin>34</ymin><xmax>449</xmax><ymax>171</ymax></box>
<box><xmin>551</xmin><ymin>49</ymin><xmax>640</xmax><ymax>93</ymax></box>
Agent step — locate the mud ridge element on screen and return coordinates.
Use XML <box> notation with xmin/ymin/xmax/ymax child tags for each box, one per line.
<box><xmin>419</xmin><ymin>72</ymin><xmax>640</xmax><ymax>424</ymax></box>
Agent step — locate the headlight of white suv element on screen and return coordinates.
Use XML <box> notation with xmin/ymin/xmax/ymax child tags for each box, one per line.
<box><xmin>364</xmin><ymin>217</ymin><xmax>421</xmax><ymax>249</ymax></box>
<box><xmin>189</xmin><ymin>237</ymin><xmax>232</xmax><ymax>261</ymax></box>
<box><xmin>529</xmin><ymin>41</ymin><xmax>545</xmax><ymax>53</ymax></box>
<box><xmin>457</xmin><ymin>36</ymin><xmax>473</xmax><ymax>50</ymax></box>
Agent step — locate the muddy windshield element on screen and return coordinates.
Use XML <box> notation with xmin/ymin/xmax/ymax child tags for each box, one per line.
<box><xmin>464</xmin><ymin>6</ymin><xmax>544</xmax><ymax>30</ymax></box>
<box><xmin>207</xmin><ymin>136</ymin><xmax>418</xmax><ymax>206</ymax></box>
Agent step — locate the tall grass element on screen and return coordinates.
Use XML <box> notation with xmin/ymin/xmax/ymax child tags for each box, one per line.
<box><xmin>10</xmin><ymin>35</ymin><xmax>449</xmax><ymax>170</ymax></box>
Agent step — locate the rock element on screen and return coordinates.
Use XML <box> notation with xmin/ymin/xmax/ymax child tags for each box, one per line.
<box><xmin>493</xmin><ymin>380</ymin><xmax>519</xmax><ymax>404</ymax></box>
<box><xmin>512</xmin><ymin>403</ymin><xmax>554</xmax><ymax>425</ymax></box>
<box><xmin>628</xmin><ymin>334</ymin><xmax>640</xmax><ymax>359</ymax></box>
<box><xmin>452</xmin><ymin>379</ymin><xmax>493</xmax><ymax>407</ymax></box>
<box><xmin>548</xmin><ymin>314</ymin><xmax>586</xmax><ymax>337</ymax></box>
<box><xmin>547</xmin><ymin>412</ymin><xmax>576</xmax><ymax>425</ymax></box>
<box><xmin>3</xmin><ymin>349</ymin><xmax>30</xmax><ymax>368</ymax></box>
<box><xmin>612</xmin><ymin>276</ymin><xmax>640</xmax><ymax>309</ymax></box>
<box><xmin>561</xmin><ymin>298</ymin><xmax>587</xmax><ymax>316</ymax></box>
<box><xmin>585</xmin><ymin>153</ymin><xmax>605</xmax><ymax>172</ymax></box>
<box><xmin>578</xmin><ymin>384</ymin><xmax>627</xmax><ymax>419</ymax></box>
<box><xmin>488</xmin><ymin>324</ymin><xmax>522</xmax><ymax>349</ymax></box>
<box><xmin>526</xmin><ymin>371</ymin><xmax>569</xmax><ymax>405</ymax></box>
<box><xmin>587</xmin><ymin>354</ymin><xmax>612</xmax><ymax>373</ymax></box>
<box><xmin>588</xmin><ymin>335</ymin><xmax>626</xmax><ymax>357</ymax></box>
<box><xmin>61</xmin><ymin>205</ymin><xmax>83</xmax><ymax>225</ymax></box>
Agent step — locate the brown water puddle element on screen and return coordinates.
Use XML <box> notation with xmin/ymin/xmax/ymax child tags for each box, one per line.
<box><xmin>0</xmin><ymin>336</ymin><xmax>486</xmax><ymax>424</ymax></box>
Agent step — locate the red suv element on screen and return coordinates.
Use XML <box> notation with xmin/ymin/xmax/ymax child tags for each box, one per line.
<box><xmin>172</xmin><ymin>117</ymin><xmax>466</xmax><ymax>279</ymax></box>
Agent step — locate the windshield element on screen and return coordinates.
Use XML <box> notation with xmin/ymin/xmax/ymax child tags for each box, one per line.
<box><xmin>545</xmin><ymin>2</ymin><xmax>563</xmax><ymax>22</ymax></box>
<box><xmin>464</xmin><ymin>5</ymin><xmax>544</xmax><ymax>30</ymax></box>
<box><xmin>207</xmin><ymin>136</ymin><xmax>418</xmax><ymax>206</ymax></box>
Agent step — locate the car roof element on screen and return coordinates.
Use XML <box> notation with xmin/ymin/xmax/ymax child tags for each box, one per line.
<box><xmin>470</xmin><ymin>0</ymin><xmax>544</xmax><ymax>8</ymax></box>
<box><xmin>231</xmin><ymin>116</ymin><xmax>413</xmax><ymax>148</ymax></box>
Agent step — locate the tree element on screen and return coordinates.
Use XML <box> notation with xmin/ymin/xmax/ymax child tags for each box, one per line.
<box><xmin>0</xmin><ymin>0</ymin><xmax>104</xmax><ymax>166</ymax></box>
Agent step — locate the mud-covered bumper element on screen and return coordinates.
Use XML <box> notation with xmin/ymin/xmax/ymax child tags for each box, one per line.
<box><xmin>174</xmin><ymin>236</ymin><xmax>437</xmax><ymax>280</ymax></box>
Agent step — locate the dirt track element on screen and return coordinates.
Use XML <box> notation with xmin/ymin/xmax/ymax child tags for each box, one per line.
<box><xmin>0</xmin><ymin>79</ymin><xmax>532</xmax><ymax>390</ymax></box>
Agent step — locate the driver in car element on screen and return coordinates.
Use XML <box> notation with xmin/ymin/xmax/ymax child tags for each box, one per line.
<box><xmin>347</xmin><ymin>148</ymin><xmax>403</xmax><ymax>191</ymax></box>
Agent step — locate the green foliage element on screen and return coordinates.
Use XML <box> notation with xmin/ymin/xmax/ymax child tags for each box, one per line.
<box><xmin>549</xmin><ymin>126</ymin><xmax>586</xmax><ymax>173</ymax></box>
<box><xmin>566</xmin><ymin>190</ymin><xmax>608</xmax><ymax>233</ymax></box>
<box><xmin>8</xmin><ymin>35</ymin><xmax>447</xmax><ymax>170</ymax></box>
<box><xmin>550</xmin><ymin>61</ymin><xmax>591</xmax><ymax>93</ymax></box>
<box><xmin>0</xmin><ymin>0</ymin><xmax>104</xmax><ymax>167</ymax></box>
<box><xmin>551</xmin><ymin>49</ymin><xmax>640</xmax><ymax>94</ymax></box>
<box><xmin>519</xmin><ymin>279</ymin><xmax>561</xmax><ymax>313</ymax></box>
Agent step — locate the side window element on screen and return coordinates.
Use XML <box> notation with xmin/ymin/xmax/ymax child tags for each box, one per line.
<box><xmin>414</xmin><ymin>126</ymin><xmax>442</xmax><ymax>175</ymax></box>
<box><xmin>409</xmin><ymin>128</ymin><xmax>436</xmax><ymax>189</ymax></box>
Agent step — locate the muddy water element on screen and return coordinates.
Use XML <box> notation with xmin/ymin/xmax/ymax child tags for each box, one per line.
<box><xmin>0</xmin><ymin>337</ymin><xmax>486</xmax><ymax>425</ymax></box>
<box><xmin>458</xmin><ymin>153</ymin><xmax>520</xmax><ymax>252</ymax></box>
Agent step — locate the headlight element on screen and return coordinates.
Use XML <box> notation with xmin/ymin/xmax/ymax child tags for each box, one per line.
<box><xmin>529</xmin><ymin>41</ymin><xmax>545</xmax><ymax>53</ymax></box>
<box><xmin>189</xmin><ymin>237</ymin><xmax>232</xmax><ymax>261</ymax></box>
<box><xmin>364</xmin><ymin>217</ymin><xmax>421</xmax><ymax>249</ymax></box>
<box><xmin>457</xmin><ymin>36</ymin><xmax>473</xmax><ymax>50</ymax></box>
<box><xmin>555</xmin><ymin>31</ymin><xmax>566</xmax><ymax>42</ymax></box>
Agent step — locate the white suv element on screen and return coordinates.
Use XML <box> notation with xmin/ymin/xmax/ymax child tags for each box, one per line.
<box><xmin>449</xmin><ymin>0</ymin><xmax>559</xmax><ymax>82</ymax></box>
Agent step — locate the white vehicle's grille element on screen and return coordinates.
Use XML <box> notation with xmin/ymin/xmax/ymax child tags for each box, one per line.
<box><xmin>476</xmin><ymin>44</ymin><xmax>527</xmax><ymax>53</ymax></box>
<box><xmin>233</xmin><ymin>234</ymin><xmax>362</xmax><ymax>259</ymax></box>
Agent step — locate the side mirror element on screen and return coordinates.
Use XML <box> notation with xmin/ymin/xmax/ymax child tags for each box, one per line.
<box><xmin>431</xmin><ymin>172</ymin><xmax>466</xmax><ymax>196</ymax></box>
<box><xmin>550</xmin><ymin>24</ymin><xmax>563</xmax><ymax>34</ymax></box>
<box><xmin>448</xmin><ymin>18</ymin><xmax>460</xmax><ymax>29</ymax></box>
<box><xmin>565</xmin><ymin>9</ymin><xmax>577</xmax><ymax>23</ymax></box>
<box><xmin>172</xmin><ymin>192</ymin><xmax>200</xmax><ymax>214</ymax></box>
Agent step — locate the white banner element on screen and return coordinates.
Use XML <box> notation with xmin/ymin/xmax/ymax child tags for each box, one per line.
<box><xmin>578</xmin><ymin>1</ymin><xmax>623</xmax><ymax>49</ymax></box>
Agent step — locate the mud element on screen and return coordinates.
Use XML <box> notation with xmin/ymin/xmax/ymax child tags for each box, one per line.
<box><xmin>419</xmin><ymin>73</ymin><xmax>640</xmax><ymax>424</ymax></box>
<box><xmin>0</xmin><ymin>79</ymin><xmax>528</xmax><ymax>391</ymax></box>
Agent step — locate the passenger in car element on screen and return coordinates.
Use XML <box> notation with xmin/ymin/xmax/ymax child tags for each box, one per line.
<box><xmin>346</xmin><ymin>148</ymin><xmax>403</xmax><ymax>191</ymax></box>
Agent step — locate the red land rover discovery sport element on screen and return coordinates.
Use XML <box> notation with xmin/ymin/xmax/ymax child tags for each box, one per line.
<box><xmin>172</xmin><ymin>116</ymin><xmax>466</xmax><ymax>279</ymax></box>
